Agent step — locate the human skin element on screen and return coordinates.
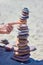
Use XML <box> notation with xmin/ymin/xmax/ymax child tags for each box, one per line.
<box><xmin>0</xmin><ymin>24</ymin><xmax>13</xmax><ymax>34</ymax></box>
<box><xmin>0</xmin><ymin>19</ymin><xmax>27</xmax><ymax>34</ymax></box>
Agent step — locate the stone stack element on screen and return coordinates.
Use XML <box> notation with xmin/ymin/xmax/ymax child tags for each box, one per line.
<box><xmin>13</xmin><ymin>8</ymin><xmax>30</xmax><ymax>62</ymax></box>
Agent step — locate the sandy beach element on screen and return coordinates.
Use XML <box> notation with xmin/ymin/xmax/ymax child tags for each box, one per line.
<box><xmin>0</xmin><ymin>0</ymin><xmax>43</xmax><ymax>65</ymax></box>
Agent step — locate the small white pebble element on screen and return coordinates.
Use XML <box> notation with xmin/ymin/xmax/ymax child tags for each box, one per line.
<box><xmin>21</xmin><ymin>62</ymin><xmax>24</xmax><ymax>64</ymax></box>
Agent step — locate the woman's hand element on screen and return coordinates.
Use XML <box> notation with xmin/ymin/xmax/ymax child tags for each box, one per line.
<box><xmin>0</xmin><ymin>24</ymin><xmax>13</xmax><ymax>34</ymax></box>
<box><xmin>0</xmin><ymin>21</ymin><xmax>21</xmax><ymax>34</ymax></box>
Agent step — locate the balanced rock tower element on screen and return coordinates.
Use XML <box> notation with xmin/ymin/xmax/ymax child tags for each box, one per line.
<box><xmin>13</xmin><ymin>8</ymin><xmax>30</xmax><ymax>62</ymax></box>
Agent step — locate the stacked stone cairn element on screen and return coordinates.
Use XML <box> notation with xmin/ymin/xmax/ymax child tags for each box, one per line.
<box><xmin>13</xmin><ymin>8</ymin><xmax>30</xmax><ymax>62</ymax></box>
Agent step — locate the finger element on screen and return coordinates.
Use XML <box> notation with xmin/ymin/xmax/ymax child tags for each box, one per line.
<box><xmin>8</xmin><ymin>25</ymin><xmax>13</xmax><ymax>31</ymax></box>
<box><xmin>8</xmin><ymin>22</ymin><xmax>15</xmax><ymax>26</ymax></box>
<box><xmin>6</xmin><ymin>25</ymin><xmax>13</xmax><ymax>33</ymax></box>
<box><xmin>6</xmin><ymin>26</ymin><xmax>11</xmax><ymax>33</ymax></box>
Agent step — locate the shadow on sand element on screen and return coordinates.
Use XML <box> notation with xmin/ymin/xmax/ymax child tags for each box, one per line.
<box><xmin>0</xmin><ymin>47</ymin><xmax>43</xmax><ymax>65</ymax></box>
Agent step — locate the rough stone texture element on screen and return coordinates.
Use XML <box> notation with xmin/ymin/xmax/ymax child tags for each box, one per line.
<box><xmin>0</xmin><ymin>0</ymin><xmax>43</xmax><ymax>65</ymax></box>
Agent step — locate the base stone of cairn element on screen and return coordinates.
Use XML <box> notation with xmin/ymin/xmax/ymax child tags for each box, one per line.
<box><xmin>12</xmin><ymin>8</ymin><xmax>36</xmax><ymax>62</ymax></box>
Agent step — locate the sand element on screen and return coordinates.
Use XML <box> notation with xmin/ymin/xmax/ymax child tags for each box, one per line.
<box><xmin>0</xmin><ymin>0</ymin><xmax>43</xmax><ymax>65</ymax></box>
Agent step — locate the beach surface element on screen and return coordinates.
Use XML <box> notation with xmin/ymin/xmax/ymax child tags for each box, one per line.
<box><xmin>0</xmin><ymin>0</ymin><xmax>43</xmax><ymax>65</ymax></box>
